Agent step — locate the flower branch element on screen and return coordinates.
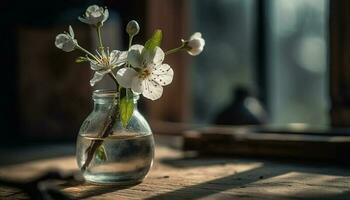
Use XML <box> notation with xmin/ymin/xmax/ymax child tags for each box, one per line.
<box><xmin>54</xmin><ymin>4</ymin><xmax>206</xmax><ymax>173</ymax></box>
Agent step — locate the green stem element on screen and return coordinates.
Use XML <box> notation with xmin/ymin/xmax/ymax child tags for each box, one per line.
<box><xmin>128</xmin><ymin>35</ymin><xmax>134</xmax><ymax>49</ymax></box>
<box><xmin>127</xmin><ymin>35</ymin><xmax>134</xmax><ymax>68</ymax></box>
<box><xmin>76</xmin><ymin>44</ymin><xmax>98</xmax><ymax>61</ymax></box>
<box><xmin>97</xmin><ymin>25</ymin><xmax>104</xmax><ymax>49</ymax></box>
<box><xmin>165</xmin><ymin>43</ymin><xmax>185</xmax><ymax>55</ymax></box>
<box><xmin>81</xmin><ymin>103</ymin><xmax>119</xmax><ymax>171</ymax></box>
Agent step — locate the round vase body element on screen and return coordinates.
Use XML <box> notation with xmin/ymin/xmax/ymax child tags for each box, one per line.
<box><xmin>76</xmin><ymin>90</ymin><xmax>154</xmax><ymax>185</ymax></box>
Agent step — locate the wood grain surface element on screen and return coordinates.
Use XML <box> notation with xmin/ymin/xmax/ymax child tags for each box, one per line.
<box><xmin>0</xmin><ymin>144</ymin><xmax>349</xmax><ymax>200</ymax></box>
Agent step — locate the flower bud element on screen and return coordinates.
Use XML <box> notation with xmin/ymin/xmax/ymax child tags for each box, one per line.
<box><xmin>184</xmin><ymin>32</ymin><xmax>205</xmax><ymax>56</ymax></box>
<box><xmin>78</xmin><ymin>5</ymin><xmax>109</xmax><ymax>26</ymax></box>
<box><xmin>55</xmin><ymin>26</ymin><xmax>78</xmax><ymax>52</ymax></box>
<box><xmin>126</xmin><ymin>20</ymin><xmax>140</xmax><ymax>36</ymax></box>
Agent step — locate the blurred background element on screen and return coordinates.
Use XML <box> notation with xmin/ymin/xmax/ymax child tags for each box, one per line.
<box><xmin>0</xmin><ymin>0</ymin><xmax>337</xmax><ymax>145</ymax></box>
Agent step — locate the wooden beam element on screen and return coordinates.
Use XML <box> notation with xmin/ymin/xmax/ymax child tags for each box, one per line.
<box><xmin>145</xmin><ymin>0</ymin><xmax>190</xmax><ymax>122</ymax></box>
<box><xmin>329</xmin><ymin>0</ymin><xmax>350</xmax><ymax>126</ymax></box>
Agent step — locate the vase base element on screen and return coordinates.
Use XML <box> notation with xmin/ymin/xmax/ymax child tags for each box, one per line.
<box><xmin>84</xmin><ymin>174</ymin><xmax>144</xmax><ymax>185</ymax></box>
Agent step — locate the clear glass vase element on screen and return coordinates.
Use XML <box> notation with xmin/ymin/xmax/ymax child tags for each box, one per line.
<box><xmin>76</xmin><ymin>90</ymin><xmax>155</xmax><ymax>185</ymax></box>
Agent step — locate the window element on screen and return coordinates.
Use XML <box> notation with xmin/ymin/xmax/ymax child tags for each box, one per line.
<box><xmin>191</xmin><ymin>0</ymin><xmax>329</xmax><ymax>126</ymax></box>
<box><xmin>191</xmin><ymin>0</ymin><xmax>256</xmax><ymax>124</ymax></box>
<box><xmin>268</xmin><ymin>0</ymin><xmax>329</xmax><ymax>125</ymax></box>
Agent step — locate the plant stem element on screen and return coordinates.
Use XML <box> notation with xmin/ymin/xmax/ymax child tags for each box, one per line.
<box><xmin>81</xmin><ymin>76</ymin><xmax>119</xmax><ymax>171</ymax></box>
<box><xmin>128</xmin><ymin>35</ymin><xmax>134</xmax><ymax>49</ymax></box>
<box><xmin>76</xmin><ymin>44</ymin><xmax>98</xmax><ymax>61</ymax></box>
<box><xmin>76</xmin><ymin>25</ymin><xmax>120</xmax><ymax>171</ymax></box>
<box><xmin>81</xmin><ymin>103</ymin><xmax>119</xmax><ymax>171</ymax></box>
<box><xmin>165</xmin><ymin>43</ymin><xmax>185</xmax><ymax>55</ymax></box>
<box><xmin>97</xmin><ymin>25</ymin><xmax>104</xmax><ymax>49</ymax></box>
<box><xmin>126</xmin><ymin>35</ymin><xmax>134</xmax><ymax>68</ymax></box>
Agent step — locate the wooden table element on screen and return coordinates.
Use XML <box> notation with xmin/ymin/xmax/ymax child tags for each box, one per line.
<box><xmin>0</xmin><ymin>141</ymin><xmax>350</xmax><ymax>199</ymax></box>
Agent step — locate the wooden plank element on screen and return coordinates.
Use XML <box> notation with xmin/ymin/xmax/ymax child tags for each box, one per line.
<box><xmin>145</xmin><ymin>0</ymin><xmax>191</xmax><ymax>122</ymax></box>
<box><xmin>183</xmin><ymin>127</ymin><xmax>350</xmax><ymax>163</ymax></box>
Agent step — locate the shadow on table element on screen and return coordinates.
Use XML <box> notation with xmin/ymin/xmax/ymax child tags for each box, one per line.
<box><xmin>161</xmin><ymin>155</ymin><xmax>256</xmax><ymax>168</ymax></box>
<box><xmin>145</xmin><ymin>165</ymin><xmax>286</xmax><ymax>200</ymax></box>
<box><xmin>150</xmin><ymin>156</ymin><xmax>350</xmax><ymax>200</ymax></box>
<box><xmin>0</xmin><ymin>144</ymin><xmax>75</xmax><ymax>166</ymax></box>
<box><xmin>161</xmin><ymin>155</ymin><xmax>350</xmax><ymax>176</ymax></box>
<box><xmin>60</xmin><ymin>180</ymin><xmax>139</xmax><ymax>199</ymax></box>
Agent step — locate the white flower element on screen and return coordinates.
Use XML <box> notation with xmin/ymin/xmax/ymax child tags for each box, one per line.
<box><xmin>55</xmin><ymin>26</ymin><xmax>77</xmax><ymax>52</ymax></box>
<box><xmin>116</xmin><ymin>45</ymin><xmax>174</xmax><ymax>100</ymax></box>
<box><xmin>90</xmin><ymin>50</ymin><xmax>127</xmax><ymax>86</ymax></box>
<box><xmin>185</xmin><ymin>32</ymin><xmax>205</xmax><ymax>56</ymax></box>
<box><xmin>78</xmin><ymin>5</ymin><xmax>109</xmax><ymax>26</ymax></box>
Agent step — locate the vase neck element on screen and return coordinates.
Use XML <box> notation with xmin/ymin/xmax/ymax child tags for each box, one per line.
<box><xmin>92</xmin><ymin>90</ymin><xmax>139</xmax><ymax>111</ymax></box>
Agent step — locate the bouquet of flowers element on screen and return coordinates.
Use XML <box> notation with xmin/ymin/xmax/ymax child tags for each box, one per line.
<box><xmin>55</xmin><ymin>5</ymin><xmax>205</xmax><ymax>174</ymax></box>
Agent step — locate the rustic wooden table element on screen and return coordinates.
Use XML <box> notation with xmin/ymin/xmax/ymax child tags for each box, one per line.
<box><xmin>0</xmin><ymin>140</ymin><xmax>349</xmax><ymax>200</ymax></box>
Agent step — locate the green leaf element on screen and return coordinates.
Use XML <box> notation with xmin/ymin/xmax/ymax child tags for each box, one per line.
<box><xmin>144</xmin><ymin>29</ymin><xmax>162</xmax><ymax>52</ymax></box>
<box><xmin>120</xmin><ymin>88</ymin><xmax>134</xmax><ymax>128</ymax></box>
<box><xmin>95</xmin><ymin>145</ymin><xmax>107</xmax><ymax>161</ymax></box>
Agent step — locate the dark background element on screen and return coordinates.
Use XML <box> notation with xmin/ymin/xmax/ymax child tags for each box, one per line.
<box><xmin>1</xmin><ymin>0</ymin><xmax>346</xmax><ymax>146</ymax></box>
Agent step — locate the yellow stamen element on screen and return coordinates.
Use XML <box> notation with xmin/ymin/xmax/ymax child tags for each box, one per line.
<box><xmin>139</xmin><ymin>69</ymin><xmax>151</xmax><ymax>79</ymax></box>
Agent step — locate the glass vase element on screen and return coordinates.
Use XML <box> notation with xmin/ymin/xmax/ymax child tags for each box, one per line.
<box><xmin>76</xmin><ymin>90</ymin><xmax>155</xmax><ymax>185</ymax></box>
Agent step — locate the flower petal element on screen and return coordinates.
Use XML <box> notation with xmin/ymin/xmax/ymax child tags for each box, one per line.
<box><xmin>69</xmin><ymin>25</ymin><xmax>74</xmax><ymax>38</ymax></box>
<box><xmin>116</xmin><ymin>68</ymin><xmax>138</xmax><ymax>88</ymax></box>
<box><xmin>55</xmin><ymin>33</ymin><xmax>76</xmax><ymax>52</ymax></box>
<box><xmin>110</xmin><ymin>50</ymin><xmax>127</xmax><ymax>67</ymax></box>
<box><xmin>143</xmin><ymin>46</ymin><xmax>164</xmax><ymax>66</ymax></box>
<box><xmin>152</xmin><ymin>47</ymin><xmax>165</xmax><ymax>65</ymax></box>
<box><xmin>90</xmin><ymin>60</ymin><xmax>103</xmax><ymax>71</ymax></box>
<box><xmin>150</xmin><ymin>64</ymin><xmax>174</xmax><ymax>86</ymax></box>
<box><xmin>78</xmin><ymin>16</ymin><xmax>90</xmax><ymax>24</ymax></box>
<box><xmin>190</xmin><ymin>32</ymin><xmax>202</xmax><ymax>40</ymax></box>
<box><xmin>131</xmin><ymin>77</ymin><xmax>144</xmax><ymax>94</ymax></box>
<box><xmin>142</xmin><ymin>79</ymin><xmax>163</xmax><ymax>100</ymax></box>
<box><xmin>187</xmin><ymin>35</ymin><xmax>205</xmax><ymax>56</ymax></box>
<box><xmin>90</xmin><ymin>71</ymin><xmax>106</xmax><ymax>86</ymax></box>
<box><xmin>103</xmin><ymin>8</ymin><xmax>109</xmax><ymax>23</ymax></box>
<box><xmin>188</xmin><ymin>38</ymin><xmax>205</xmax><ymax>50</ymax></box>
<box><xmin>119</xmin><ymin>51</ymin><xmax>128</xmax><ymax>61</ymax></box>
<box><xmin>55</xmin><ymin>34</ymin><xmax>67</xmax><ymax>49</ymax></box>
<box><xmin>142</xmin><ymin>49</ymin><xmax>153</xmax><ymax>66</ymax></box>
<box><xmin>87</xmin><ymin>5</ymin><xmax>100</xmax><ymax>13</ymax></box>
<box><xmin>127</xmin><ymin>45</ymin><xmax>144</xmax><ymax>68</ymax></box>
<box><xmin>80</xmin><ymin>5</ymin><xmax>107</xmax><ymax>25</ymax></box>
<box><xmin>62</xmin><ymin>39</ymin><xmax>77</xmax><ymax>52</ymax></box>
<box><xmin>129</xmin><ymin>44</ymin><xmax>144</xmax><ymax>53</ymax></box>
<box><xmin>188</xmin><ymin>47</ymin><xmax>204</xmax><ymax>56</ymax></box>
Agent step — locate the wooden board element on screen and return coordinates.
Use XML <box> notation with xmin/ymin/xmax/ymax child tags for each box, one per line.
<box><xmin>0</xmin><ymin>143</ymin><xmax>350</xmax><ymax>199</ymax></box>
<box><xmin>183</xmin><ymin>127</ymin><xmax>350</xmax><ymax>163</ymax></box>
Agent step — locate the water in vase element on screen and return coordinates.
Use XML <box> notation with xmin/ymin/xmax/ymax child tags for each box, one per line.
<box><xmin>76</xmin><ymin>133</ymin><xmax>155</xmax><ymax>184</ymax></box>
